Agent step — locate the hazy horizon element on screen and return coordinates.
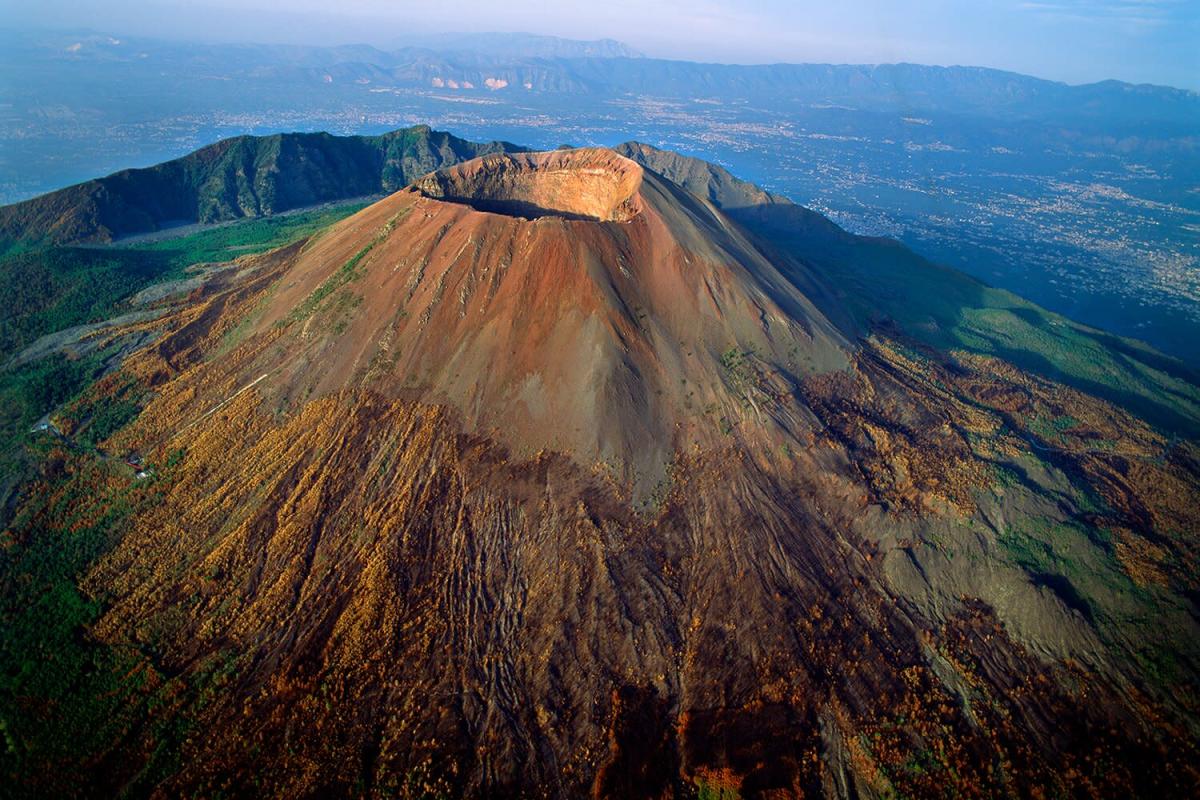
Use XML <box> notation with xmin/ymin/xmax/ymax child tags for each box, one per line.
<box><xmin>2</xmin><ymin>0</ymin><xmax>1197</xmax><ymax>91</ymax></box>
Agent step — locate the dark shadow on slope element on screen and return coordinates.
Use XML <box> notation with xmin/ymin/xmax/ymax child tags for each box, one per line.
<box><xmin>1031</xmin><ymin>572</ymin><xmax>1096</xmax><ymax>624</ymax></box>
<box><xmin>1006</xmin><ymin>305</ymin><xmax>1200</xmax><ymax>388</ymax></box>
<box><xmin>435</xmin><ymin>195</ymin><xmax>600</xmax><ymax>221</ymax></box>
<box><xmin>728</xmin><ymin>203</ymin><xmax>1200</xmax><ymax>439</ymax></box>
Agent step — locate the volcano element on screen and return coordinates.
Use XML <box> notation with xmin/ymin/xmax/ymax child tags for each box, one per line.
<box><xmin>7</xmin><ymin>145</ymin><xmax>1200</xmax><ymax>798</ymax></box>
<box><xmin>192</xmin><ymin>148</ymin><xmax>849</xmax><ymax>494</ymax></box>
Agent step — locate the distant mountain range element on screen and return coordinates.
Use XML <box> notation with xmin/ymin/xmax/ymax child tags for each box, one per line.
<box><xmin>7</xmin><ymin>30</ymin><xmax>1196</xmax><ymax>127</ymax></box>
<box><xmin>407</xmin><ymin>32</ymin><xmax>643</xmax><ymax>59</ymax></box>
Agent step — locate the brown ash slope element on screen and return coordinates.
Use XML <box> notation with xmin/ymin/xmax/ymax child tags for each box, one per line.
<box><xmin>7</xmin><ymin>147</ymin><xmax>1200</xmax><ymax>798</ymax></box>
<box><xmin>179</xmin><ymin>148</ymin><xmax>850</xmax><ymax>493</ymax></box>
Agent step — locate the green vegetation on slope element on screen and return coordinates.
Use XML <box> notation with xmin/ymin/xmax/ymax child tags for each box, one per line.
<box><xmin>0</xmin><ymin>396</ymin><xmax>231</xmax><ymax>797</ymax></box>
<box><xmin>0</xmin><ymin>350</ymin><xmax>115</xmax><ymax>516</ymax></box>
<box><xmin>0</xmin><ymin>452</ymin><xmax>153</xmax><ymax>790</ymax></box>
<box><xmin>0</xmin><ymin>203</ymin><xmax>372</xmax><ymax>793</ymax></box>
<box><xmin>0</xmin><ymin>248</ymin><xmax>170</xmax><ymax>359</ymax></box>
<box><xmin>0</xmin><ymin>126</ymin><xmax>520</xmax><ymax>249</ymax></box>
<box><xmin>124</xmin><ymin>200</ymin><xmax>369</xmax><ymax>269</ymax></box>
<box><xmin>618</xmin><ymin>142</ymin><xmax>1200</xmax><ymax>437</ymax></box>
<box><xmin>732</xmin><ymin>205</ymin><xmax>1200</xmax><ymax>437</ymax></box>
<box><xmin>0</xmin><ymin>202</ymin><xmax>365</xmax><ymax>362</ymax></box>
<box><xmin>0</xmin><ymin>202</ymin><xmax>364</xmax><ymax>523</ymax></box>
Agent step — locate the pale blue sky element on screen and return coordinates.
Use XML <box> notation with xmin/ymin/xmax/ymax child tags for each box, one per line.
<box><xmin>4</xmin><ymin>0</ymin><xmax>1198</xmax><ymax>89</ymax></box>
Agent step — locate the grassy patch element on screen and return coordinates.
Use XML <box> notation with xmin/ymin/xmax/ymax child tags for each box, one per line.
<box><xmin>694</xmin><ymin>778</ymin><xmax>741</xmax><ymax>800</ymax></box>
<box><xmin>0</xmin><ymin>369</ymin><xmax>216</xmax><ymax>794</ymax></box>
<box><xmin>126</xmin><ymin>202</ymin><xmax>367</xmax><ymax>270</ymax></box>
<box><xmin>719</xmin><ymin>347</ymin><xmax>752</xmax><ymax>387</ymax></box>
<box><xmin>998</xmin><ymin>516</ymin><xmax>1148</xmax><ymax>627</ymax></box>
<box><xmin>0</xmin><ymin>247</ymin><xmax>172</xmax><ymax>358</ymax></box>
<box><xmin>281</xmin><ymin>211</ymin><xmax>406</xmax><ymax>328</ymax></box>
<box><xmin>1025</xmin><ymin>413</ymin><xmax>1081</xmax><ymax>447</ymax></box>
<box><xmin>284</xmin><ymin>241</ymin><xmax>375</xmax><ymax>326</ymax></box>
<box><xmin>736</xmin><ymin>212</ymin><xmax>1200</xmax><ymax>437</ymax></box>
<box><xmin>0</xmin><ymin>350</ymin><xmax>113</xmax><ymax>495</ymax></box>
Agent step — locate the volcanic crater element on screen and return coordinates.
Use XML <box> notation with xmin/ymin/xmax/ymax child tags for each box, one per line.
<box><xmin>236</xmin><ymin>146</ymin><xmax>851</xmax><ymax>493</ymax></box>
<box><xmin>410</xmin><ymin>149</ymin><xmax>645</xmax><ymax>221</ymax></box>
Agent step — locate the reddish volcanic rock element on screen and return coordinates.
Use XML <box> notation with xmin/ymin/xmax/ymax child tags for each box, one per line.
<box><xmin>206</xmin><ymin>147</ymin><xmax>851</xmax><ymax>491</ymax></box>
<box><xmin>411</xmin><ymin>149</ymin><xmax>645</xmax><ymax>221</ymax></box>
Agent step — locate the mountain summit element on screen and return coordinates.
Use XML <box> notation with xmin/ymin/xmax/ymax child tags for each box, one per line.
<box><xmin>5</xmin><ymin>144</ymin><xmax>1199</xmax><ymax>798</ymax></box>
<box><xmin>214</xmin><ymin>148</ymin><xmax>848</xmax><ymax>491</ymax></box>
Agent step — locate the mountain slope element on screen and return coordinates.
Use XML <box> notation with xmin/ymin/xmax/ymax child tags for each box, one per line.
<box><xmin>0</xmin><ymin>126</ymin><xmax>523</xmax><ymax>247</ymax></box>
<box><xmin>615</xmin><ymin>141</ymin><xmax>1200</xmax><ymax>438</ymax></box>
<box><xmin>2</xmin><ymin>145</ymin><xmax>1199</xmax><ymax>798</ymax></box>
<box><xmin>208</xmin><ymin>148</ymin><xmax>849</xmax><ymax>491</ymax></box>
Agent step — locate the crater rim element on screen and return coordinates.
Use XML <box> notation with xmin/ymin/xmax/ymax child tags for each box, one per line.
<box><xmin>410</xmin><ymin>149</ymin><xmax>645</xmax><ymax>222</ymax></box>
